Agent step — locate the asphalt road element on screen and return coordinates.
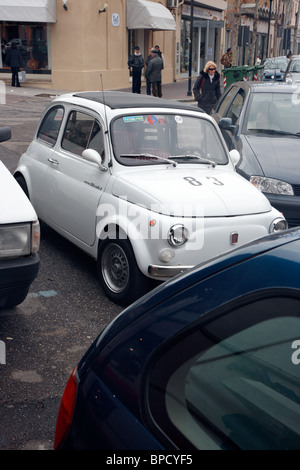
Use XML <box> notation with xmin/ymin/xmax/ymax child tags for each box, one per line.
<box><xmin>0</xmin><ymin>88</ymin><xmax>123</xmax><ymax>450</ymax></box>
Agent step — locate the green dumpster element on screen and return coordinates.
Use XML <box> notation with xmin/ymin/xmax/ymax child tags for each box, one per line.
<box><xmin>222</xmin><ymin>65</ymin><xmax>255</xmax><ymax>89</ymax></box>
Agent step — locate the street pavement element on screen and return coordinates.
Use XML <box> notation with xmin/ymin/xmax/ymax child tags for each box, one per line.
<box><xmin>1</xmin><ymin>77</ymin><xmax>199</xmax><ymax>102</ymax></box>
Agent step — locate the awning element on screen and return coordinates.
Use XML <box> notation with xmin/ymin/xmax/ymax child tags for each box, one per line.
<box><xmin>0</xmin><ymin>0</ymin><xmax>56</xmax><ymax>23</ymax></box>
<box><xmin>127</xmin><ymin>0</ymin><xmax>176</xmax><ymax>30</ymax></box>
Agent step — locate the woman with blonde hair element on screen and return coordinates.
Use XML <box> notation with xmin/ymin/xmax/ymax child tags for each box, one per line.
<box><xmin>193</xmin><ymin>60</ymin><xmax>221</xmax><ymax>114</ymax></box>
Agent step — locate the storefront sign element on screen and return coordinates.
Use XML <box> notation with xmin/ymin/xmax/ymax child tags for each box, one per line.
<box><xmin>182</xmin><ymin>4</ymin><xmax>223</xmax><ymax>22</ymax></box>
<box><xmin>112</xmin><ymin>13</ymin><xmax>120</xmax><ymax>27</ymax></box>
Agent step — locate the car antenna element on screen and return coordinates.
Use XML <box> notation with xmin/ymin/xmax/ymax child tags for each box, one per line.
<box><xmin>100</xmin><ymin>73</ymin><xmax>109</xmax><ymax>136</ymax></box>
<box><xmin>100</xmin><ymin>73</ymin><xmax>112</xmax><ymax>168</ymax></box>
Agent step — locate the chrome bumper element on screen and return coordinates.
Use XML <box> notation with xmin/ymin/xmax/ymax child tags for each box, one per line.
<box><xmin>148</xmin><ymin>264</ymin><xmax>192</xmax><ymax>278</ymax></box>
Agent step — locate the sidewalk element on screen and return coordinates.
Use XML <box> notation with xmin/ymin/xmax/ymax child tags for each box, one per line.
<box><xmin>3</xmin><ymin>77</ymin><xmax>198</xmax><ymax>103</ymax></box>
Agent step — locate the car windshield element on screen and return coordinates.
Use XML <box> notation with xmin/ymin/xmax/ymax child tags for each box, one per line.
<box><xmin>245</xmin><ymin>92</ymin><xmax>300</xmax><ymax>136</ymax></box>
<box><xmin>111</xmin><ymin>113</ymin><xmax>228</xmax><ymax>166</ymax></box>
<box><xmin>264</xmin><ymin>58</ymin><xmax>288</xmax><ymax>70</ymax></box>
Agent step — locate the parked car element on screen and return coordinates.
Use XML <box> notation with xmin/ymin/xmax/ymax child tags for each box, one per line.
<box><xmin>284</xmin><ymin>55</ymin><xmax>300</xmax><ymax>82</ymax></box>
<box><xmin>0</xmin><ymin>127</ymin><xmax>40</xmax><ymax>308</ymax></box>
<box><xmin>211</xmin><ymin>81</ymin><xmax>300</xmax><ymax>227</ymax></box>
<box><xmin>54</xmin><ymin>227</ymin><xmax>300</xmax><ymax>450</ymax></box>
<box><xmin>262</xmin><ymin>56</ymin><xmax>288</xmax><ymax>82</ymax></box>
<box><xmin>14</xmin><ymin>91</ymin><xmax>287</xmax><ymax>305</ymax></box>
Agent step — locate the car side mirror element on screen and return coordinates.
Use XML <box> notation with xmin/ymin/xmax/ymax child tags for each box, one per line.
<box><xmin>0</xmin><ymin>126</ymin><xmax>11</xmax><ymax>143</ymax></box>
<box><xmin>229</xmin><ymin>149</ymin><xmax>240</xmax><ymax>167</ymax></box>
<box><xmin>219</xmin><ymin>117</ymin><xmax>236</xmax><ymax>132</ymax></box>
<box><xmin>82</xmin><ymin>149</ymin><xmax>108</xmax><ymax>171</ymax></box>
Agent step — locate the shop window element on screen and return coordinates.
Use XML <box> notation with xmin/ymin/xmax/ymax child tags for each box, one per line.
<box><xmin>1</xmin><ymin>23</ymin><xmax>50</xmax><ymax>73</ymax></box>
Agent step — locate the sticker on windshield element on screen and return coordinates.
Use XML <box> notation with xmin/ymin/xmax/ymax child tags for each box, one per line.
<box><xmin>123</xmin><ymin>116</ymin><xmax>144</xmax><ymax>123</ymax></box>
<box><xmin>147</xmin><ymin>115</ymin><xmax>158</xmax><ymax>125</ymax></box>
<box><xmin>175</xmin><ymin>115</ymin><xmax>183</xmax><ymax>124</ymax></box>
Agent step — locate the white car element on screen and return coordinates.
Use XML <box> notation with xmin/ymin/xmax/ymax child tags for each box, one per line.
<box><xmin>14</xmin><ymin>92</ymin><xmax>287</xmax><ymax>305</ymax></box>
<box><xmin>0</xmin><ymin>127</ymin><xmax>40</xmax><ymax>308</ymax></box>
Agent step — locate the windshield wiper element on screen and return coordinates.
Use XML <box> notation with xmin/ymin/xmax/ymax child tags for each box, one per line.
<box><xmin>171</xmin><ymin>154</ymin><xmax>217</xmax><ymax>167</ymax></box>
<box><xmin>119</xmin><ymin>153</ymin><xmax>177</xmax><ymax>166</ymax></box>
<box><xmin>251</xmin><ymin>129</ymin><xmax>300</xmax><ymax>137</ymax></box>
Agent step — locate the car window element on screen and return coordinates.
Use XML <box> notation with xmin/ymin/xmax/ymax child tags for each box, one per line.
<box><xmin>111</xmin><ymin>113</ymin><xmax>228</xmax><ymax>166</ymax></box>
<box><xmin>149</xmin><ymin>294</ymin><xmax>300</xmax><ymax>450</ymax></box>
<box><xmin>37</xmin><ymin>106</ymin><xmax>64</xmax><ymax>146</ymax></box>
<box><xmin>62</xmin><ymin>111</ymin><xmax>104</xmax><ymax>157</ymax></box>
<box><xmin>226</xmin><ymin>88</ymin><xmax>246</xmax><ymax>125</ymax></box>
<box><xmin>215</xmin><ymin>86</ymin><xmax>238</xmax><ymax>115</ymax></box>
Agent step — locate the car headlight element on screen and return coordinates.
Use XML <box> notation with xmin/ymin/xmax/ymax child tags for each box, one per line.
<box><xmin>250</xmin><ymin>176</ymin><xmax>294</xmax><ymax>195</ymax></box>
<box><xmin>270</xmin><ymin>217</ymin><xmax>288</xmax><ymax>233</ymax></box>
<box><xmin>167</xmin><ymin>224</ymin><xmax>189</xmax><ymax>247</ymax></box>
<box><xmin>0</xmin><ymin>221</ymin><xmax>40</xmax><ymax>259</ymax></box>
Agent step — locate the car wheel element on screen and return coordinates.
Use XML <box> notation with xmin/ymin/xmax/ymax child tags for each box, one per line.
<box><xmin>15</xmin><ymin>174</ymin><xmax>29</xmax><ymax>199</ymax></box>
<box><xmin>97</xmin><ymin>238</ymin><xmax>150</xmax><ymax>305</ymax></box>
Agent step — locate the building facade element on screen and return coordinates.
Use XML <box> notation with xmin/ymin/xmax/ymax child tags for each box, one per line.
<box><xmin>0</xmin><ymin>0</ymin><xmax>299</xmax><ymax>91</ymax></box>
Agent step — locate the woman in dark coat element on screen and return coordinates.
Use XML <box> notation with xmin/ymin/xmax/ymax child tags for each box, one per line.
<box><xmin>193</xmin><ymin>61</ymin><xmax>221</xmax><ymax>114</ymax></box>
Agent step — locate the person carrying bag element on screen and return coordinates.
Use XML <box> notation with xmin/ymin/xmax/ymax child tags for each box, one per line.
<box><xmin>193</xmin><ymin>61</ymin><xmax>221</xmax><ymax>115</ymax></box>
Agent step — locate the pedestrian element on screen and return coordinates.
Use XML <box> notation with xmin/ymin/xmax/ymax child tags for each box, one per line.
<box><xmin>287</xmin><ymin>50</ymin><xmax>293</xmax><ymax>60</ymax></box>
<box><xmin>154</xmin><ymin>45</ymin><xmax>165</xmax><ymax>69</ymax></box>
<box><xmin>6</xmin><ymin>41</ymin><xmax>23</xmax><ymax>87</ymax></box>
<box><xmin>221</xmin><ymin>48</ymin><xmax>232</xmax><ymax>68</ymax></box>
<box><xmin>145</xmin><ymin>48</ymin><xmax>154</xmax><ymax>95</ymax></box>
<box><xmin>193</xmin><ymin>61</ymin><xmax>221</xmax><ymax>115</ymax></box>
<box><xmin>145</xmin><ymin>48</ymin><xmax>163</xmax><ymax>97</ymax></box>
<box><xmin>128</xmin><ymin>45</ymin><xmax>144</xmax><ymax>94</ymax></box>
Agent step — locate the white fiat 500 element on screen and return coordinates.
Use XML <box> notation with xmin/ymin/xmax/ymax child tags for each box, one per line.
<box><xmin>14</xmin><ymin>92</ymin><xmax>287</xmax><ymax>305</ymax></box>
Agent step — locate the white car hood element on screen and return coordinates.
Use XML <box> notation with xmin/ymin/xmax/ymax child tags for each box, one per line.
<box><xmin>0</xmin><ymin>161</ymin><xmax>37</xmax><ymax>223</ymax></box>
<box><xmin>112</xmin><ymin>166</ymin><xmax>271</xmax><ymax>216</ymax></box>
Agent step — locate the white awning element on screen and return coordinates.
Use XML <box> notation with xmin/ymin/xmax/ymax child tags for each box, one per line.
<box><xmin>0</xmin><ymin>0</ymin><xmax>56</xmax><ymax>23</ymax></box>
<box><xmin>127</xmin><ymin>0</ymin><xmax>176</xmax><ymax>30</ymax></box>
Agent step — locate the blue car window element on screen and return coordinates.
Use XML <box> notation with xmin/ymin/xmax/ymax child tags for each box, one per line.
<box><xmin>149</xmin><ymin>294</ymin><xmax>300</xmax><ymax>450</ymax></box>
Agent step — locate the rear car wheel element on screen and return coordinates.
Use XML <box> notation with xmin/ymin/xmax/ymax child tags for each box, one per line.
<box><xmin>97</xmin><ymin>238</ymin><xmax>149</xmax><ymax>305</ymax></box>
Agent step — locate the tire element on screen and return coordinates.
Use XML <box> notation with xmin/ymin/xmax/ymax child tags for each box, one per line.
<box><xmin>1</xmin><ymin>290</ymin><xmax>28</xmax><ymax>309</ymax></box>
<box><xmin>15</xmin><ymin>174</ymin><xmax>29</xmax><ymax>199</ymax></box>
<box><xmin>97</xmin><ymin>238</ymin><xmax>150</xmax><ymax>306</ymax></box>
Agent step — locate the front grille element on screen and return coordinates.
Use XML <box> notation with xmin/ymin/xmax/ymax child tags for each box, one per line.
<box><xmin>293</xmin><ymin>185</ymin><xmax>300</xmax><ymax>197</ymax></box>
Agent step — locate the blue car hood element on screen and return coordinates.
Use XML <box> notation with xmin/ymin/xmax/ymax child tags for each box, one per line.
<box><xmin>245</xmin><ymin>134</ymin><xmax>300</xmax><ymax>184</ymax></box>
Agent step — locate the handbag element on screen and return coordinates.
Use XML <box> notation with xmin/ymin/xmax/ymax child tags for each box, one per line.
<box><xmin>18</xmin><ymin>70</ymin><xmax>26</xmax><ymax>83</ymax></box>
<box><xmin>199</xmin><ymin>77</ymin><xmax>204</xmax><ymax>94</ymax></box>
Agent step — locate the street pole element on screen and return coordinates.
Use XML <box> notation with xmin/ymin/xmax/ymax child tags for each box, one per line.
<box><xmin>266</xmin><ymin>0</ymin><xmax>273</xmax><ymax>57</ymax></box>
<box><xmin>187</xmin><ymin>0</ymin><xmax>194</xmax><ymax>96</ymax></box>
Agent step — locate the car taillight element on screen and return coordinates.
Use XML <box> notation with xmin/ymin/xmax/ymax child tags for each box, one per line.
<box><xmin>54</xmin><ymin>367</ymin><xmax>78</xmax><ymax>450</ymax></box>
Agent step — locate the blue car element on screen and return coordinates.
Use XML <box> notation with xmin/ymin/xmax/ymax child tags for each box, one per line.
<box><xmin>54</xmin><ymin>228</ymin><xmax>300</xmax><ymax>450</ymax></box>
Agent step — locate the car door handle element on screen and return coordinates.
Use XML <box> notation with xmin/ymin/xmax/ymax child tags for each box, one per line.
<box><xmin>48</xmin><ymin>158</ymin><xmax>59</xmax><ymax>165</ymax></box>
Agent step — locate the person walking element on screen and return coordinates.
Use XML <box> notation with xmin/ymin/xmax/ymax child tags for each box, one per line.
<box><xmin>6</xmin><ymin>41</ymin><xmax>23</xmax><ymax>87</ymax></box>
<box><xmin>145</xmin><ymin>48</ymin><xmax>163</xmax><ymax>97</ymax></box>
<box><xmin>193</xmin><ymin>61</ymin><xmax>221</xmax><ymax>115</ymax></box>
<box><xmin>145</xmin><ymin>48</ymin><xmax>153</xmax><ymax>95</ymax></box>
<box><xmin>154</xmin><ymin>45</ymin><xmax>165</xmax><ymax>69</ymax></box>
<box><xmin>128</xmin><ymin>45</ymin><xmax>144</xmax><ymax>94</ymax></box>
<box><xmin>221</xmin><ymin>48</ymin><xmax>232</xmax><ymax>68</ymax></box>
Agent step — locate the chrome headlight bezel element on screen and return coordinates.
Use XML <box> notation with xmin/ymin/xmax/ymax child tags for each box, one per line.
<box><xmin>250</xmin><ymin>176</ymin><xmax>294</xmax><ymax>196</ymax></box>
<box><xmin>167</xmin><ymin>224</ymin><xmax>189</xmax><ymax>247</ymax></box>
<box><xmin>269</xmin><ymin>217</ymin><xmax>288</xmax><ymax>233</ymax></box>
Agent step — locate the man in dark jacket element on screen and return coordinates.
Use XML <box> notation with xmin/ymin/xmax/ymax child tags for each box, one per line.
<box><xmin>145</xmin><ymin>49</ymin><xmax>163</xmax><ymax>97</ymax></box>
<box><xmin>193</xmin><ymin>61</ymin><xmax>221</xmax><ymax>114</ymax></box>
<box><xmin>6</xmin><ymin>42</ymin><xmax>23</xmax><ymax>87</ymax></box>
<box><xmin>128</xmin><ymin>45</ymin><xmax>144</xmax><ymax>94</ymax></box>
